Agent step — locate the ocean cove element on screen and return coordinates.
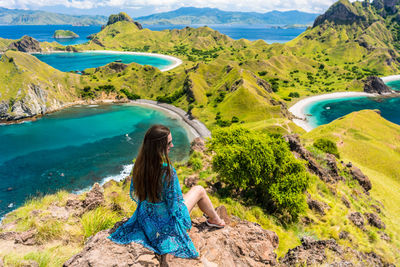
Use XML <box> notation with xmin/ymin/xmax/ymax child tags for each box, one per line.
<box><xmin>0</xmin><ymin>104</ymin><xmax>191</xmax><ymax>217</ymax></box>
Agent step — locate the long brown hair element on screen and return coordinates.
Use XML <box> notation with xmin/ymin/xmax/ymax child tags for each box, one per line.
<box><xmin>132</xmin><ymin>124</ymin><xmax>172</xmax><ymax>203</ymax></box>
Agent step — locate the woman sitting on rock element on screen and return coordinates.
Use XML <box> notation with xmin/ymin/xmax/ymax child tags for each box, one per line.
<box><xmin>109</xmin><ymin>124</ymin><xmax>225</xmax><ymax>258</ymax></box>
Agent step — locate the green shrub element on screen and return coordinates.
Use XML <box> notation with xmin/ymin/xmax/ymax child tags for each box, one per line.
<box><xmin>208</xmin><ymin>126</ymin><xmax>310</xmax><ymax>222</ymax></box>
<box><xmin>231</xmin><ymin>116</ymin><xmax>239</xmax><ymax>123</ymax></box>
<box><xmin>188</xmin><ymin>151</ymin><xmax>203</xmax><ymax>171</ymax></box>
<box><xmin>313</xmin><ymin>138</ymin><xmax>340</xmax><ymax>158</ymax></box>
<box><xmin>289</xmin><ymin>92</ymin><xmax>300</xmax><ymax>98</ymax></box>
<box><xmin>258</xmin><ymin>71</ymin><xmax>267</xmax><ymax>76</ymax></box>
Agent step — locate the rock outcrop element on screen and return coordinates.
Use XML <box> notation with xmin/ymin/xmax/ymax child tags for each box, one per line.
<box><xmin>284</xmin><ymin>135</ymin><xmax>336</xmax><ymax>183</ymax></box>
<box><xmin>363</xmin><ymin>76</ymin><xmax>393</xmax><ymax>94</ymax></box>
<box><xmin>350</xmin><ymin>166</ymin><xmax>372</xmax><ymax>192</ymax></box>
<box><xmin>280</xmin><ymin>236</ymin><xmax>392</xmax><ymax>266</ymax></box>
<box><xmin>8</xmin><ymin>35</ymin><xmax>41</xmax><ymax>53</ymax></box>
<box><xmin>349</xmin><ymin>212</ymin><xmax>365</xmax><ymax>230</ymax></box>
<box><xmin>313</xmin><ymin>0</ymin><xmax>367</xmax><ymax>27</ymax></box>
<box><xmin>64</xmin><ymin>215</ymin><xmax>279</xmax><ymax>267</ymax></box>
<box><xmin>106</xmin><ymin>12</ymin><xmax>143</xmax><ymax>30</ymax></box>
<box><xmin>364</xmin><ymin>212</ymin><xmax>386</xmax><ymax>229</ymax></box>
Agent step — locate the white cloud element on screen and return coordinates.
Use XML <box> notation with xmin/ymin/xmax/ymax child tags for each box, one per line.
<box><xmin>0</xmin><ymin>0</ymin><xmax>341</xmax><ymax>14</ymax></box>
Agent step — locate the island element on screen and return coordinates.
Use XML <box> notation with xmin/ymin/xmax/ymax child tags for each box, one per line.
<box><xmin>53</xmin><ymin>30</ymin><xmax>79</xmax><ymax>39</ymax></box>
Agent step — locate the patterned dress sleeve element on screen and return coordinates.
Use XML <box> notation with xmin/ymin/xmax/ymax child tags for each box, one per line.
<box><xmin>164</xmin><ymin>168</ymin><xmax>192</xmax><ymax>231</ymax></box>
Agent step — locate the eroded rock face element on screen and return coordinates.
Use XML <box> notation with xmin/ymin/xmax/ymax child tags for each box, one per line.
<box><xmin>350</xmin><ymin>166</ymin><xmax>372</xmax><ymax>192</ymax></box>
<box><xmin>106</xmin><ymin>12</ymin><xmax>143</xmax><ymax>30</ymax></box>
<box><xmin>284</xmin><ymin>135</ymin><xmax>335</xmax><ymax>183</ymax></box>
<box><xmin>8</xmin><ymin>35</ymin><xmax>41</xmax><ymax>53</ymax></box>
<box><xmin>64</xmin><ymin>214</ymin><xmax>279</xmax><ymax>267</ymax></box>
<box><xmin>364</xmin><ymin>76</ymin><xmax>392</xmax><ymax>94</ymax></box>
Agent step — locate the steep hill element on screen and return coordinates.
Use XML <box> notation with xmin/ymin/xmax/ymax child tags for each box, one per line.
<box><xmin>136</xmin><ymin>7</ymin><xmax>318</xmax><ymax>25</ymax></box>
<box><xmin>0</xmin><ymin>51</ymin><xmax>81</xmax><ymax>121</ymax></box>
<box><xmin>0</xmin><ymin>7</ymin><xmax>107</xmax><ymax>25</ymax></box>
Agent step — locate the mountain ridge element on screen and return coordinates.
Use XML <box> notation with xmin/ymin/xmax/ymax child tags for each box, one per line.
<box><xmin>135</xmin><ymin>7</ymin><xmax>319</xmax><ymax>25</ymax></box>
<box><xmin>0</xmin><ymin>7</ymin><xmax>107</xmax><ymax>25</ymax></box>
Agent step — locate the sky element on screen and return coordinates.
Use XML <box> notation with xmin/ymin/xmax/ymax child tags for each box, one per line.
<box><xmin>0</xmin><ymin>0</ymin><xmax>342</xmax><ymax>17</ymax></box>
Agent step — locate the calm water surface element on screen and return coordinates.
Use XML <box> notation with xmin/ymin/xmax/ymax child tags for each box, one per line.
<box><xmin>33</xmin><ymin>51</ymin><xmax>174</xmax><ymax>72</ymax></box>
<box><xmin>0</xmin><ymin>104</ymin><xmax>191</xmax><ymax>217</ymax></box>
<box><xmin>0</xmin><ymin>24</ymin><xmax>306</xmax><ymax>45</ymax></box>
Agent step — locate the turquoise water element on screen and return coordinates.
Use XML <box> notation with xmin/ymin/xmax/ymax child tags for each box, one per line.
<box><xmin>0</xmin><ymin>104</ymin><xmax>191</xmax><ymax>217</ymax></box>
<box><xmin>33</xmin><ymin>52</ymin><xmax>174</xmax><ymax>72</ymax></box>
<box><xmin>304</xmin><ymin>96</ymin><xmax>400</xmax><ymax>129</ymax></box>
<box><xmin>386</xmin><ymin>80</ymin><xmax>400</xmax><ymax>91</ymax></box>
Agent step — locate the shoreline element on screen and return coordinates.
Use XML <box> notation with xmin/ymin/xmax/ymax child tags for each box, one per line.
<box><xmin>31</xmin><ymin>50</ymin><xmax>183</xmax><ymax>72</ymax></box>
<box><xmin>381</xmin><ymin>74</ymin><xmax>400</xmax><ymax>83</ymax></box>
<box><xmin>0</xmin><ymin>98</ymin><xmax>210</xmax><ymax>140</ymax></box>
<box><xmin>289</xmin><ymin>92</ymin><xmax>376</xmax><ymax>132</ymax></box>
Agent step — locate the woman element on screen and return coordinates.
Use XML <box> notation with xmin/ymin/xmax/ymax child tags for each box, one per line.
<box><xmin>109</xmin><ymin>124</ymin><xmax>225</xmax><ymax>258</ymax></box>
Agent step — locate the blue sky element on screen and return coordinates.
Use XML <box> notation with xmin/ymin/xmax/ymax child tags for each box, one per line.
<box><xmin>0</xmin><ymin>0</ymin><xmax>340</xmax><ymax>16</ymax></box>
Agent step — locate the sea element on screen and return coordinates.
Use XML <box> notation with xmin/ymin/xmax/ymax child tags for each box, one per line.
<box><xmin>0</xmin><ymin>24</ymin><xmax>306</xmax><ymax>45</ymax></box>
<box><xmin>0</xmin><ymin>104</ymin><xmax>191</xmax><ymax>217</ymax></box>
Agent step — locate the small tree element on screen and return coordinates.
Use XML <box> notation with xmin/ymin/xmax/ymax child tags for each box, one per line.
<box><xmin>208</xmin><ymin>126</ymin><xmax>310</xmax><ymax>222</ymax></box>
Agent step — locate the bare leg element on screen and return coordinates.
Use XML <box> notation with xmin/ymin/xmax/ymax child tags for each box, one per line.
<box><xmin>183</xmin><ymin>185</ymin><xmax>225</xmax><ymax>226</ymax></box>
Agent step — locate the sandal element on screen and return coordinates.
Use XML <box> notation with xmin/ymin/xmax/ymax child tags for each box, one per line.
<box><xmin>206</xmin><ymin>218</ymin><xmax>225</xmax><ymax>229</ymax></box>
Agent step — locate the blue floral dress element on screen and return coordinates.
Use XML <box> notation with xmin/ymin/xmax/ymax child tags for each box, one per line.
<box><xmin>108</xmin><ymin>165</ymin><xmax>199</xmax><ymax>258</ymax></box>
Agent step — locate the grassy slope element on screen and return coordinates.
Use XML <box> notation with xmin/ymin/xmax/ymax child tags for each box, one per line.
<box><xmin>302</xmin><ymin>110</ymin><xmax>400</xmax><ymax>263</ymax></box>
<box><xmin>0</xmin><ymin>50</ymin><xmax>81</xmax><ymax>105</ymax></box>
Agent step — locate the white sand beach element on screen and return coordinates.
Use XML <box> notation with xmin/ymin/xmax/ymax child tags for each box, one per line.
<box><xmin>83</xmin><ymin>50</ymin><xmax>183</xmax><ymax>71</ymax></box>
<box><xmin>381</xmin><ymin>74</ymin><xmax>400</xmax><ymax>83</ymax></box>
<box><xmin>289</xmin><ymin>92</ymin><xmax>375</xmax><ymax>132</ymax></box>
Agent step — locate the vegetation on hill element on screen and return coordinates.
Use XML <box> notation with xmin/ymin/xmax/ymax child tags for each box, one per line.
<box><xmin>53</xmin><ymin>30</ymin><xmax>79</xmax><ymax>39</ymax></box>
<box><xmin>1</xmin><ymin>0</ymin><xmax>400</xmax><ymax>265</ymax></box>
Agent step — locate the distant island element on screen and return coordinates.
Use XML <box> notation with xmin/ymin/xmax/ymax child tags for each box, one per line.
<box><xmin>0</xmin><ymin>7</ymin><xmax>107</xmax><ymax>25</ymax></box>
<box><xmin>135</xmin><ymin>7</ymin><xmax>319</xmax><ymax>25</ymax></box>
<box><xmin>53</xmin><ymin>30</ymin><xmax>79</xmax><ymax>39</ymax></box>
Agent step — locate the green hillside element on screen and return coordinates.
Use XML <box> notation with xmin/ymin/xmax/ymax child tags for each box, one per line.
<box><xmin>302</xmin><ymin>110</ymin><xmax>400</xmax><ymax>263</ymax></box>
<box><xmin>0</xmin><ymin>50</ymin><xmax>81</xmax><ymax>119</ymax></box>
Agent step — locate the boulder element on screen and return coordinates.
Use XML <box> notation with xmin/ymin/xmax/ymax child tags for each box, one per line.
<box><xmin>350</xmin><ymin>166</ymin><xmax>372</xmax><ymax>192</ymax></box>
<box><xmin>8</xmin><ymin>35</ymin><xmax>41</xmax><ymax>53</ymax></box>
<box><xmin>348</xmin><ymin>212</ymin><xmax>365</xmax><ymax>230</ymax></box>
<box><xmin>183</xmin><ymin>175</ymin><xmax>199</xmax><ymax>188</ymax></box>
<box><xmin>363</xmin><ymin>76</ymin><xmax>392</xmax><ymax>94</ymax></box>
<box><xmin>339</xmin><ymin>231</ymin><xmax>350</xmax><ymax>240</ymax></box>
<box><xmin>64</xmin><ymin>211</ymin><xmax>279</xmax><ymax>267</ymax></box>
<box><xmin>83</xmin><ymin>183</ymin><xmax>105</xmax><ymax>211</ymax></box>
<box><xmin>364</xmin><ymin>212</ymin><xmax>385</xmax><ymax>229</ymax></box>
<box><xmin>14</xmin><ymin>229</ymin><xmax>37</xmax><ymax>246</ymax></box>
<box><xmin>307</xmin><ymin>196</ymin><xmax>330</xmax><ymax>215</ymax></box>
